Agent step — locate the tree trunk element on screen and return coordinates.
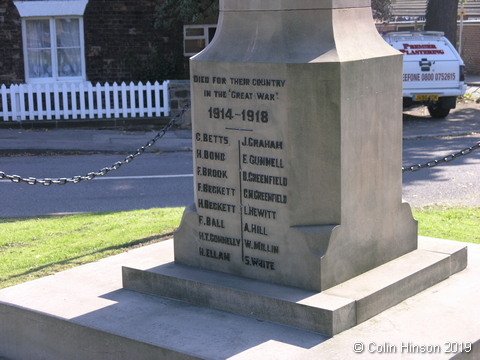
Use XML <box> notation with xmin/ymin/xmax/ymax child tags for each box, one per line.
<box><xmin>425</xmin><ymin>0</ymin><xmax>459</xmax><ymax>47</ymax></box>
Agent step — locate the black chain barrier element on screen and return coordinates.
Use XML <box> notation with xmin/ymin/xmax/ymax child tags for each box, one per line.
<box><xmin>402</xmin><ymin>141</ymin><xmax>480</xmax><ymax>173</ymax></box>
<box><xmin>1</xmin><ymin>106</ymin><xmax>479</xmax><ymax>184</ymax></box>
<box><xmin>0</xmin><ymin>104</ymin><xmax>190</xmax><ymax>186</ymax></box>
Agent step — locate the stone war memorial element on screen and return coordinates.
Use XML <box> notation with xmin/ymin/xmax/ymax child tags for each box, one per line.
<box><xmin>124</xmin><ymin>0</ymin><xmax>468</xmax><ymax>335</ymax></box>
<box><xmin>1</xmin><ymin>1</ymin><xmax>476</xmax><ymax>359</ymax></box>
<box><xmin>174</xmin><ymin>0</ymin><xmax>419</xmax><ymax>292</ymax></box>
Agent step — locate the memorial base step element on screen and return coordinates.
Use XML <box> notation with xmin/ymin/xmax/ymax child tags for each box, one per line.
<box><xmin>1</xmin><ymin>238</ymin><xmax>477</xmax><ymax>360</ymax></box>
<box><xmin>123</xmin><ymin>236</ymin><xmax>467</xmax><ymax>336</ymax></box>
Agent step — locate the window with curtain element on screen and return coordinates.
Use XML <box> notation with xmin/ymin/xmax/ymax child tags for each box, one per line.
<box><xmin>24</xmin><ymin>17</ymin><xmax>85</xmax><ymax>82</ymax></box>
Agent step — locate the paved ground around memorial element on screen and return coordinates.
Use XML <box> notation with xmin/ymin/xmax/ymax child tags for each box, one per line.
<box><xmin>0</xmin><ymin>238</ymin><xmax>478</xmax><ymax>359</ymax></box>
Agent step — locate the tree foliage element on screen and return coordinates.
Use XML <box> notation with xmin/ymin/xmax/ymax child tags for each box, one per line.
<box><xmin>425</xmin><ymin>0</ymin><xmax>460</xmax><ymax>46</ymax></box>
<box><xmin>149</xmin><ymin>0</ymin><xmax>398</xmax><ymax>79</ymax></box>
<box><xmin>148</xmin><ymin>0</ymin><xmax>219</xmax><ymax>80</ymax></box>
<box><xmin>371</xmin><ymin>0</ymin><xmax>393</xmax><ymax>21</ymax></box>
<box><xmin>155</xmin><ymin>0</ymin><xmax>218</xmax><ymax>30</ymax></box>
<box><xmin>155</xmin><ymin>0</ymin><xmax>393</xmax><ymax>28</ymax></box>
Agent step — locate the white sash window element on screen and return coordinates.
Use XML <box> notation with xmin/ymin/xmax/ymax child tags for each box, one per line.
<box><xmin>15</xmin><ymin>1</ymin><xmax>88</xmax><ymax>83</ymax></box>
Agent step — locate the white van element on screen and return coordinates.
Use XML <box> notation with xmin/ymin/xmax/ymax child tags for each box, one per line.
<box><xmin>383</xmin><ymin>31</ymin><xmax>467</xmax><ymax>118</ymax></box>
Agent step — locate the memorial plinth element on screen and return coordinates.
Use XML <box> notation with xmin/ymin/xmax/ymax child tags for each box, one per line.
<box><xmin>174</xmin><ymin>0</ymin><xmax>418</xmax><ymax>292</ymax></box>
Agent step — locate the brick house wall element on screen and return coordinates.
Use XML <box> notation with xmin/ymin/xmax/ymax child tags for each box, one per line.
<box><xmin>83</xmin><ymin>0</ymin><xmax>187</xmax><ymax>83</ymax></box>
<box><xmin>0</xmin><ymin>0</ymin><xmax>24</xmax><ymax>85</ymax></box>
<box><xmin>461</xmin><ymin>24</ymin><xmax>480</xmax><ymax>75</ymax></box>
<box><xmin>83</xmin><ymin>0</ymin><xmax>157</xmax><ymax>82</ymax></box>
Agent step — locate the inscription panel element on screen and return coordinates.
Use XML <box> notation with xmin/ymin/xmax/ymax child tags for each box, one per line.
<box><xmin>191</xmin><ymin>65</ymin><xmax>289</xmax><ymax>276</ymax></box>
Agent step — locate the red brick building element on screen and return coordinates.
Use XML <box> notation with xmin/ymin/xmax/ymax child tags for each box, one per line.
<box><xmin>461</xmin><ymin>22</ymin><xmax>480</xmax><ymax>75</ymax></box>
<box><xmin>0</xmin><ymin>0</ymin><xmax>23</xmax><ymax>85</ymax></box>
<box><xmin>0</xmin><ymin>0</ymin><xmax>188</xmax><ymax>86</ymax></box>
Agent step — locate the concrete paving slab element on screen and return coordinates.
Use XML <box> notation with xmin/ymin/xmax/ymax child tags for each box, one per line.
<box><xmin>0</xmin><ymin>237</ymin><xmax>479</xmax><ymax>359</ymax></box>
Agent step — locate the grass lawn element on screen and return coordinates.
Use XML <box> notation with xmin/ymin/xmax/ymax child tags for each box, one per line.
<box><xmin>0</xmin><ymin>207</ymin><xmax>184</xmax><ymax>289</ymax></box>
<box><xmin>413</xmin><ymin>206</ymin><xmax>480</xmax><ymax>244</ymax></box>
<box><xmin>0</xmin><ymin>206</ymin><xmax>478</xmax><ymax>289</ymax></box>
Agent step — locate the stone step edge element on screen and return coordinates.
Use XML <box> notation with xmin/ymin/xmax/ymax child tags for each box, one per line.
<box><xmin>122</xmin><ymin>238</ymin><xmax>468</xmax><ymax>336</ymax></box>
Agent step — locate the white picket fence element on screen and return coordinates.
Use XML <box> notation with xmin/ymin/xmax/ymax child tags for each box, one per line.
<box><xmin>0</xmin><ymin>81</ymin><xmax>170</xmax><ymax>122</ymax></box>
